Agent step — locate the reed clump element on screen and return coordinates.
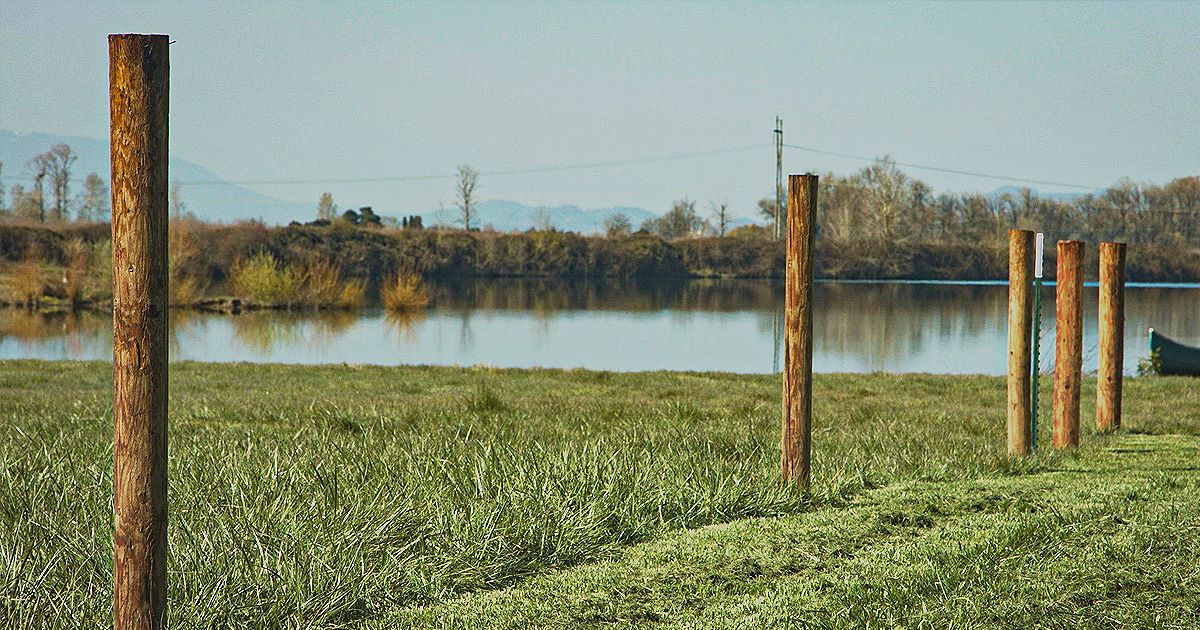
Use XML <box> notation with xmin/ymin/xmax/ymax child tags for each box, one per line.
<box><xmin>228</xmin><ymin>252</ymin><xmax>307</xmax><ymax>307</ymax></box>
<box><xmin>170</xmin><ymin>220</ymin><xmax>209</xmax><ymax>306</ymax></box>
<box><xmin>87</xmin><ymin>240</ymin><xmax>113</xmax><ymax>303</ymax></box>
<box><xmin>60</xmin><ymin>239</ymin><xmax>90</xmax><ymax>307</ymax></box>
<box><xmin>381</xmin><ymin>271</ymin><xmax>430</xmax><ymax>311</ymax></box>
<box><xmin>229</xmin><ymin>252</ymin><xmax>363</xmax><ymax>309</ymax></box>
<box><xmin>4</xmin><ymin>241</ymin><xmax>112</xmax><ymax>309</ymax></box>
<box><xmin>300</xmin><ymin>259</ymin><xmax>365</xmax><ymax>309</ymax></box>
<box><xmin>5</xmin><ymin>256</ymin><xmax>46</xmax><ymax>307</ymax></box>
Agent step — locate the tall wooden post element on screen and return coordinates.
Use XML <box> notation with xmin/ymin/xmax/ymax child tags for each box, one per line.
<box><xmin>1007</xmin><ymin>229</ymin><xmax>1034</xmax><ymax>455</ymax></box>
<box><xmin>1053</xmin><ymin>240</ymin><xmax>1084</xmax><ymax>448</ymax></box>
<box><xmin>1096</xmin><ymin>242</ymin><xmax>1126</xmax><ymax>431</ymax></box>
<box><xmin>110</xmin><ymin>33</ymin><xmax>170</xmax><ymax>629</ymax></box>
<box><xmin>782</xmin><ymin>173</ymin><xmax>817</xmax><ymax>487</ymax></box>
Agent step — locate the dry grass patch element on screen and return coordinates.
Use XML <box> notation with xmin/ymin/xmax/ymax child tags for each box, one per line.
<box><xmin>381</xmin><ymin>272</ymin><xmax>429</xmax><ymax>311</ymax></box>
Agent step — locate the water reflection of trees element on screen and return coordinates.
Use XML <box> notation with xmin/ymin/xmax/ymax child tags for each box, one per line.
<box><xmin>430</xmin><ymin>278</ymin><xmax>783</xmax><ymax>314</ymax></box>
<box><xmin>228</xmin><ymin>310</ymin><xmax>359</xmax><ymax>354</ymax></box>
<box><xmin>0</xmin><ymin>309</ymin><xmax>112</xmax><ymax>358</ymax></box>
<box><xmin>813</xmin><ymin>284</ymin><xmax>1008</xmax><ymax>369</ymax></box>
<box><xmin>383</xmin><ymin>309</ymin><xmax>427</xmax><ymax>343</ymax></box>
<box><xmin>1117</xmin><ymin>288</ymin><xmax>1200</xmax><ymax>343</ymax></box>
<box><xmin>4</xmin><ymin>282</ymin><xmax>1199</xmax><ymax>371</ymax></box>
<box><xmin>808</xmin><ymin>284</ymin><xmax>1200</xmax><ymax>370</ymax></box>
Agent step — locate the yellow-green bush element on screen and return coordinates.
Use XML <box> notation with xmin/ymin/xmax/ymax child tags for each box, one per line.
<box><xmin>229</xmin><ymin>253</ymin><xmax>364</xmax><ymax>309</ymax></box>
<box><xmin>381</xmin><ymin>272</ymin><xmax>429</xmax><ymax>311</ymax></box>
<box><xmin>228</xmin><ymin>252</ymin><xmax>306</xmax><ymax>307</ymax></box>
<box><xmin>301</xmin><ymin>260</ymin><xmax>364</xmax><ymax>309</ymax></box>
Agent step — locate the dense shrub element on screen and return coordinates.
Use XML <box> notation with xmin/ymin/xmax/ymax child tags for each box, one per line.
<box><xmin>228</xmin><ymin>252</ymin><xmax>307</xmax><ymax>306</ymax></box>
<box><xmin>381</xmin><ymin>272</ymin><xmax>429</xmax><ymax>311</ymax></box>
<box><xmin>590</xmin><ymin>234</ymin><xmax>686</xmax><ymax>277</ymax></box>
<box><xmin>5</xmin><ymin>222</ymin><xmax>1200</xmax><ymax>285</ymax></box>
<box><xmin>677</xmin><ymin>237</ymin><xmax>781</xmax><ymax>278</ymax></box>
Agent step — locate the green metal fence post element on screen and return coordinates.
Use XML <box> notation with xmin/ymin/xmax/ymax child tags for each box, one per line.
<box><xmin>1030</xmin><ymin>232</ymin><xmax>1044</xmax><ymax>450</ymax></box>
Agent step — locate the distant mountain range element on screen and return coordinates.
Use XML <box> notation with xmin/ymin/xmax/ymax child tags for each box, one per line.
<box><xmin>418</xmin><ymin>201</ymin><xmax>659</xmax><ymax>234</ymax></box>
<box><xmin>0</xmin><ymin>129</ymin><xmax>312</xmax><ymax>225</ymax></box>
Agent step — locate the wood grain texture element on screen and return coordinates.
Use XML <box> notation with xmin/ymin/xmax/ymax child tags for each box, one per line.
<box><xmin>1053</xmin><ymin>240</ymin><xmax>1084</xmax><ymax>448</ymax></box>
<box><xmin>1096</xmin><ymin>242</ymin><xmax>1126</xmax><ymax>432</ymax></box>
<box><xmin>1007</xmin><ymin>230</ymin><xmax>1034</xmax><ymax>455</ymax></box>
<box><xmin>110</xmin><ymin>33</ymin><xmax>169</xmax><ymax>630</ymax></box>
<box><xmin>782</xmin><ymin>174</ymin><xmax>817</xmax><ymax>487</ymax></box>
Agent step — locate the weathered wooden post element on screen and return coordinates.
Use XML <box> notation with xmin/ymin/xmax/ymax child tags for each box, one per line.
<box><xmin>1007</xmin><ymin>229</ymin><xmax>1034</xmax><ymax>455</ymax></box>
<box><xmin>1096</xmin><ymin>242</ymin><xmax>1126</xmax><ymax>431</ymax></box>
<box><xmin>110</xmin><ymin>33</ymin><xmax>170</xmax><ymax>629</ymax></box>
<box><xmin>1053</xmin><ymin>240</ymin><xmax>1084</xmax><ymax>448</ymax></box>
<box><xmin>782</xmin><ymin>173</ymin><xmax>817</xmax><ymax>487</ymax></box>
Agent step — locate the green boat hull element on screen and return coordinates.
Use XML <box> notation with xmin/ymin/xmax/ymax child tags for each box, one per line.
<box><xmin>1149</xmin><ymin>329</ymin><xmax>1200</xmax><ymax>376</ymax></box>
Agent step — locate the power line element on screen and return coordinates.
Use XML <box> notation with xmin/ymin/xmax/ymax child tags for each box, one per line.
<box><xmin>782</xmin><ymin>142</ymin><xmax>1102</xmax><ymax>191</ymax></box>
<box><xmin>171</xmin><ymin>136</ymin><xmax>1108</xmax><ymax>194</ymax></box>
<box><xmin>174</xmin><ymin>144</ymin><xmax>766</xmax><ymax>187</ymax></box>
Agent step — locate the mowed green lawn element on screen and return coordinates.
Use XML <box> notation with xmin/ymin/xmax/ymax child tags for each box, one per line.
<box><xmin>0</xmin><ymin>360</ymin><xmax>1197</xmax><ymax>628</ymax></box>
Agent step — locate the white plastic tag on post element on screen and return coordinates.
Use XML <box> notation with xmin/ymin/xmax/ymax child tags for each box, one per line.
<box><xmin>1034</xmin><ymin>232</ymin><xmax>1045</xmax><ymax>278</ymax></box>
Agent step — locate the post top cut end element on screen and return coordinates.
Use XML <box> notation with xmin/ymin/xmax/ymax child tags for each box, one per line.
<box><xmin>108</xmin><ymin>33</ymin><xmax>170</xmax><ymax>40</ymax></box>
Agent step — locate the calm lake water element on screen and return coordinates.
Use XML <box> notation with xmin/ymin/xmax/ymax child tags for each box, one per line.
<box><xmin>1</xmin><ymin>279</ymin><xmax>1196</xmax><ymax>375</ymax></box>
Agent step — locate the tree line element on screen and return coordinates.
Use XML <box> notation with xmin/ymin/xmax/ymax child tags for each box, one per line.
<box><xmin>5</xmin><ymin>144</ymin><xmax>1198</xmax><ymax>258</ymax></box>
<box><xmin>770</xmin><ymin>157</ymin><xmax>1200</xmax><ymax>250</ymax></box>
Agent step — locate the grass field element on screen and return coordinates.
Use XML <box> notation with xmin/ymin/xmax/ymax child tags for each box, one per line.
<box><xmin>0</xmin><ymin>360</ymin><xmax>1197</xmax><ymax>627</ymax></box>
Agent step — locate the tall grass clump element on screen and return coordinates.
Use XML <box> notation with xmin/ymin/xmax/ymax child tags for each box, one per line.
<box><xmin>169</xmin><ymin>220</ymin><xmax>208</xmax><ymax>305</ymax></box>
<box><xmin>5</xmin><ymin>256</ymin><xmax>46</xmax><ymax>307</ymax></box>
<box><xmin>46</xmin><ymin>239</ymin><xmax>113</xmax><ymax>308</ymax></box>
<box><xmin>86</xmin><ymin>240</ymin><xmax>113</xmax><ymax>303</ymax></box>
<box><xmin>228</xmin><ymin>252</ymin><xmax>306</xmax><ymax>307</ymax></box>
<box><xmin>381</xmin><ymin>271</ymin><xmax>429</xmax><ymax>311</ymax></box>
<box><xmin>301</xmin><ymin>259</ymin><xmax>365</xmax><ymax>309</ymax></box>
<box><xmin>228</xmin><ymin>253</ymin><xmax>364</xmax><ymax>309</ymax></box>
<box><xmin>59</xmin><ymin>239</ymin><xmax>90</xmax><ymax>307</ymax></box>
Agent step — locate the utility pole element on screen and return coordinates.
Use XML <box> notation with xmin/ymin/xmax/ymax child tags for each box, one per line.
<box><xmin>774</xmin><ymin>117</ymin><xmax>784</xmax><ymax>241</ymax></box>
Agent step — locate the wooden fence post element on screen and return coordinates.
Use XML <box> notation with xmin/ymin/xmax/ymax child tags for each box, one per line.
<box><xmin>1096</xmin><ymin>242</ymin><xmax>1126</xmax><ymax>431</ymax></box>
<box><xmin>1007</xmin><ymin>229</ymin><xmax>1034</xmax><ymax>455</ymax></box>
<box><xmin>1053</xmin><ymin>240</ymin><xmax>1084</xmax><ymax>448</ymax></box>
<box><xmin>110</xmin><ymin>33</ymin><xmax>170</xmax><ymax>629</ymax></box>
<box><xmin>782</xmin><ymin>173</ymin><xmax>818</xmax><ymax>487</ymax></box>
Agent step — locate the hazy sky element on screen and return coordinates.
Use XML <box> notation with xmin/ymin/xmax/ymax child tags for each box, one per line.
<box><xmin>2</xmin><ymin>1</ymin><xmax>1198</xmax><ymax>218</ymax></box>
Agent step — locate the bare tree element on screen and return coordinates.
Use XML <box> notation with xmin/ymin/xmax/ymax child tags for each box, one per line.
<box><xmin>650</xmin><ymin>198</ymin><xmax>700</xmax><ymax>239</ymax></box>
<box><xmin>857</xmin><ymin>156</ymin><xmax>908</xmax><ymax>242</ymax></box>
<box><xmin>170</xmin><ymin>182</ymin><xmax>189</xmax><ymax>220</ymax></box>
<box><xmin>709</xmin><ymin>199</ymin><xmax>731</xmax><ymax>236</ymax></box>
<box><xmin>10</xmin><ymin>184</ymin><xmax>40</xmax><ymax>221</ymax></box>
<box><xmin>455</xmin><ymin>165</ymin><xmax>479</xmax><ymax>230</ymax></box>
<box><xmin>757</xmin><ymin>196</ymin><xmax>779</xmax><ymax>224</ymax></box>
<box><xmin>603</xmin><ymin>212</ymin><xmax>632</xmax><ymax>237</ymax></box>
<box><xmin>77</xmin><ymin>173</ymin><xmax>109</xmax><ymax>222</ymax></box>
<box><xmin>27</xmin><ymin>153</ymin><xmax>49</xmax><ymax>222</ymax></box>
<box><xmin>532</xmin><ymin>206</ymin><xmax>552</xmax><ymax>231</ymax></box>
<box><xmin>38</xmin><ymin>144</ymin><xmax>78</xmax><ymax>222</ymax></box>
<box><xmin>317</xmin><ymin>192</ymin><xmax>337</xmax><ymax>220</ymax></box>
